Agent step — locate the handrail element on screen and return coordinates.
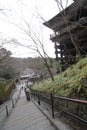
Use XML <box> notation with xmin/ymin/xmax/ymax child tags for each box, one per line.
<box><xmin>31</xmin><ymin>90</ymin><xmax>87</xmax><ymax>125</ymax></box>
<box><xmin>54</xmin><ymin>95</ymin><xmax>87</xmax><ymax>104</ymax></box>
<box><xmin>0</xmin><ymin>87</ymin><xmax>21</xmax><ymax>117</ymax></box>
<box><xmin>0</xmin><ymin>100</ymin><xmax>11</xmax><ymax>113</ymax></box>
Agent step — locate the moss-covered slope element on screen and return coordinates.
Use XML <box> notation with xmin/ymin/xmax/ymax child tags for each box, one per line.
<box><xmin>32</xmin><ymin>58</ymin><xmax>87</xmax><ymax>99</ymax></box>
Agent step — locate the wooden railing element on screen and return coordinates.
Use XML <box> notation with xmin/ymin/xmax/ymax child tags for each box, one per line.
<box><xmin>31</xmin><ymin>90</ymin><xmax>87</xmax><ymax>125</ymax></box>
<box><xmin>0</xmin><ymin>88</ymin><xmax>21</xmax><ymax>126</ymax></box>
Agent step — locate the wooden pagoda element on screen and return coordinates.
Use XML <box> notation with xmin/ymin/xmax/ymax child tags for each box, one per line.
<box><xmin>44</xmin><ymin>0</ymin><xmax>87</xmax><ymax>71</ymax></box>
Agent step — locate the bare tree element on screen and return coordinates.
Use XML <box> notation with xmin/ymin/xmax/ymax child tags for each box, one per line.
<box><xmin>0</xmin><ymin>11</ymin><xmax>54</xmax><ymax>80</ymax></box>
<box><xmin>12</xmin><ymin>21</ymin><xmax>55</xmax><ymax>81</ymax></box>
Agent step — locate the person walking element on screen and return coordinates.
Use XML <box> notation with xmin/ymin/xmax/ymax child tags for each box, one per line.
<box><xmin>24</xmin><ymin>87</ymin><xmax>31</xmax><ymax>101</ymax></box>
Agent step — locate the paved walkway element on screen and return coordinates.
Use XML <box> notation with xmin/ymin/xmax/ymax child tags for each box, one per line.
<box><xmin>1</xmin><ymin>85</ymin><xmax>55</xmax><ymax>130</ymax></box>
<box><xmin>0</xmin><ymin>82</ymin><xmax>75</xmax><ymax>130</ymax></box>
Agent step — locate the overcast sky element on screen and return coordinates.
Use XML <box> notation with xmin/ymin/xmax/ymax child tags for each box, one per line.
<box><xmin>0</xmin><ymin>0</ymin><xmax>73</xmax><ymax>58</ymax></box>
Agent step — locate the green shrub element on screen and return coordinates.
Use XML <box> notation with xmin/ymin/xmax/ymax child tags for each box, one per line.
<box><xmin>32</xmin><ymin>58</ymin><xmax>87</xmax><ymax>99</ymax></box>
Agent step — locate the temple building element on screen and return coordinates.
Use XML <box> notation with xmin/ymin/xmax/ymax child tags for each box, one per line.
<box><xmin>44</xmin><ymin>0</ymin><xmax>87</xmax><ymax>71</ymax></box>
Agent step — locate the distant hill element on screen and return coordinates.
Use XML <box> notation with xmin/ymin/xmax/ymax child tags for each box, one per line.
<box><xmin>0</xmin><ymin>48</ymin><xmax>57</xmax><ymax>79</ymax></box>
<box><xmin>9</xmin><ymin>57</ymin><xmax>57</xmax><ymax>79</ymax></box>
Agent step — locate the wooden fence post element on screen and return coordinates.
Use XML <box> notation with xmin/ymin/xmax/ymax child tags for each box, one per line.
<box><xmin>12</xmin><ymin>99</ymin><xmax>14</xmax><ymax>108</ymax></box>
<box><xmin>50</xmin><ymin>93</ymin><xmax>54</xmax><ymax>118</ymax></box>
<box><xmin>6</xmin><ymin>105</ymin><xmax>9</xmax><ymax>116</ymax></box>
<box><xmin>38</xmin><ymin>94</ymin><xmax>40</xmax><ymax>105</ymax></box>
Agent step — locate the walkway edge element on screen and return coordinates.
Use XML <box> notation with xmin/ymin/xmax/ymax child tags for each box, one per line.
<box><xmin>32</xmin><ymin>99</ymin><xmax>74</xmax><ymax>130</ymax></box>
<box><xmin>32</xmin><ymin>99</ymin><xmax>59</xmax><ymax>130</ymax></box>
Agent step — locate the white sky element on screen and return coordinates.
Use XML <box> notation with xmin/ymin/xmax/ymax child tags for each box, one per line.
<box><xmin>0</xmin><ymin>0</ymin><xmax>73</xmax><ymax>58</ymax></box>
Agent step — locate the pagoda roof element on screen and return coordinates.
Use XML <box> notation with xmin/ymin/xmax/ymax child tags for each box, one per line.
<box><xmin>43</xmin><ymin>1</ymin><xmax>85</xmax><ymax>31</ymax></box>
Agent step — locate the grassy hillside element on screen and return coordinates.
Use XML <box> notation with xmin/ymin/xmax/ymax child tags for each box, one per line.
<box><xmin>32</xmin><ymin>58</ymin><xmax>87</xmax><ymax>99</ymax></box>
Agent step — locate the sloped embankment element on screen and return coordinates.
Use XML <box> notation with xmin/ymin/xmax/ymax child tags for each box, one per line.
<box><xmin>0</xmin><ymin>79</ymin><xmax>15</xmax><ymax>104</ymax></box>
<box><xmin>32</xmin><ymin>58</ymin><xmax>87</xmax><ymax>99</ymax></box>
